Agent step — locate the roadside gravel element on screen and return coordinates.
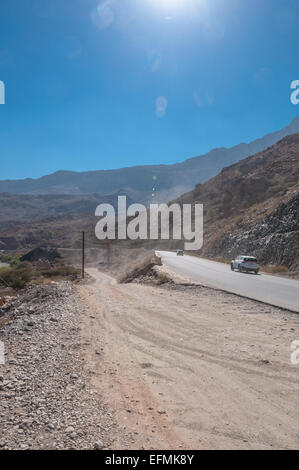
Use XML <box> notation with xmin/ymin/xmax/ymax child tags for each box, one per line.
<box><xmin>0</xmin><ymin>282</ymin><xmax>115</xmax><ymax>450</ymax></box>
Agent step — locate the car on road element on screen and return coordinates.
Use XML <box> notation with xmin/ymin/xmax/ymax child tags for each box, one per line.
<box><xmin>176</xmin><ymin>250</ymin><xmax>184</xmax><ymax>256</ymax></box>
<box><xmin>231</xmin><ymin>255</ymin><xmax>259</xmax><ymax>274</ymax></box>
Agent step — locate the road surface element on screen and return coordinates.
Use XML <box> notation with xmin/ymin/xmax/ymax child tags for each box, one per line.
<box><xmin>157</xmin><ymin>251</ymin><xmax>299</xmax><ymax>313</ymax></box>
<box><xmin>77</xmin><ymin>268</ymin><xmax>299</xmax><ymax>449</ymax></box>
<box><xmin>0</xmin><ymin>262</ymin><xmax>9</xmax><ymax>268</ymax></box>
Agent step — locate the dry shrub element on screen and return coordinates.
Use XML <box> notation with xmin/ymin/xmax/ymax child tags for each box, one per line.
<box><xmin>118</xmin><ymin>254</ymin><xmax>161</xmax><ymax>283</ymax></box>
<box><xmin>261</xmin><ymin>265</ymin><xmax>289</xmax><ymax>274</ymax></box>
<box><xmin>0</xmin><ymin>262</ymin><xmax>33</xmax><ymax>290</ymax></box>
<box><xmin>41</xmin><ymin>265</ymin><xmax>79</xmax><ymax>279</ymax></box>
<box><xmin>213</xmin><ymin>257</ymin><xmax>231</xmax><ymax>265</ymax></box>
<box><xmin>156</xmin><ymin>272</ymin><xmax>172</xmax><ymax>284</ymax></box>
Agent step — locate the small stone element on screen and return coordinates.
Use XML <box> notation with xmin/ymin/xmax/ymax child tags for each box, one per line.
<box><xmin>65</xmin><ymin>426</ymin><xmax>75</xmax><ymax>434</ymax></box>
<box><xmin>94</xmin><ymin>441</ymin><xmax>104</xmax><ymax>450</ymax></box>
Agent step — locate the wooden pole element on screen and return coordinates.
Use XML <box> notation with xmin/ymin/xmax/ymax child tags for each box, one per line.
<box><xmin>82</xmin><ymin>231</ymin><xmax>85</xmax><ymax>279</ymax></box>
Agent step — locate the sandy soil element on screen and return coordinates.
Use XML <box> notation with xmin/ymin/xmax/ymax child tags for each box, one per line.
<box><xmin>77</xmin><ymin>268</ymin><xmax>299</xmax><ymax>450</ymax></box>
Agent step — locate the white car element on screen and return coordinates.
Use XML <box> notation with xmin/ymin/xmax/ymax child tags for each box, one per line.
<box><xmin>231</xmin><ymin>255</ymin><xmax>259</xmax><ymax>274</ymax></box>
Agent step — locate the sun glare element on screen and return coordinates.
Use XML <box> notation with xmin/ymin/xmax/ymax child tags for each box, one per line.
<box><xmin>150</xmin><ymin>0</ymin><xmax>185</xmax><ymax>13</ymax></box>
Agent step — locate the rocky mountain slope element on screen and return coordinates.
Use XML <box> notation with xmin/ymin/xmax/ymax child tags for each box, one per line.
<box><xmin>176</xmin><ymin>133</ymin><xmax>299</xmax><ymax>269</ymax></box>
<box><xmin>0</xmin><ymin>117</ymin><xmax>299</xmax><ymax>205</ymax></box>
<box><xmin>210</xmin><ymin>196</ymin><xmax>299</xmax><ymax>269</ymax></box>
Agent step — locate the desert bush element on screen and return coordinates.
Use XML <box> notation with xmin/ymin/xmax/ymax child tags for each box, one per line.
<box><xmin>9</xmin><ymin>254</ymin><xmax>24</xmax><ymax>266</ymax></box>
<box><xmin>0</xmin><ymin>253</ymin><xmax>24</xmax><ymax>265</ymax></box>
<box><xmin>117</xmin><ymin>254</ymin><xmax>160</xmax><ymax>283</ymax></box>
<box><xmin>236</xmin><ymin>215</ymin><xmax>244</xmax><ymax>226</ymax></box>
<box><xmin>0</xmin><ymin>262</ymin><xmax>33</xmax><ymax>289</ymax></box>
<box><xmin>41</xmin><ymin>265</ymin><xmax>79</xmax><ymax>279</ymax></box>
<box><xmin>0</xmin><ymin>254</ymin><xmax>13</xmax><ymax>264</ymax></box>
<box><xmin>261</xmin><ymin>265</ymin><xmax>289</xmax><ymax>273</ymax></box>
<box><xmin>156</xmin><ymin>272</ymin><xmax>172</xmax><ymax>284</ymax></box>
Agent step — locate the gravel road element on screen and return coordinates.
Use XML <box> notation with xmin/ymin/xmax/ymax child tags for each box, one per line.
<box><xmin>78</xmin><ymin>268</ymin><xmax>299</xmax><ymax>450</ymax></box>
<box><xmin>1</xmin><ymin>272</ymin><xmax>299</xmax><ymax>450</ymax></box>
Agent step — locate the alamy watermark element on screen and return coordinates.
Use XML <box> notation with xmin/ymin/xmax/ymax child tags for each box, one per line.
<box><xmin>290</xmin><ymin>80</ymin><xmax>299</xmax><ymax>105</ymax></box>
<box><xmin>290</xmin><ymin>340</ymin><xmax>299</xmax><ymax>365</ymax></box>
<box><xmin>95</xmin><ymin>196</ymin><xmax>203</xmax><ymax>251</ymax></box>
<box><xmin>0</xmin><ymin>81</ymin><xmax>5</xmax><ymax>105</ymax></box>
<box><xmin>0</xmin><ymin>341</ymin><xmax>4</xmax><ymax>365</ymax></box>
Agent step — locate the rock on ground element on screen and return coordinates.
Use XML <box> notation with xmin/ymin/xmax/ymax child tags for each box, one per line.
<box><xmin>0</xmin><ymin>282</ymin><xmax>115</xmax><ymax>450</ymax></box>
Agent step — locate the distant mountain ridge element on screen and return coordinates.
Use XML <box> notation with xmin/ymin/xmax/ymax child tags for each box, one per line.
<box><xmin>0</xmin><ymin>193</ymin><xmax>124</xmax><ymax>222</ymax></box>
<box><xmin>1</xmin><ymin>117</ymin><xmax>299</xmax><ymax>205</ymax></box>
<box><xmin>0</xmin><ymin>132</ymin><xmax>298</xmax><ymax>268</ymax></box>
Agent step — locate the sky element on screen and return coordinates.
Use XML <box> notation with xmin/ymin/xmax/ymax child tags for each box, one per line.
<box><xmin>0</xmin><ymin>0</ymin><xmax>299</xmax><ymax>180</ymax></box>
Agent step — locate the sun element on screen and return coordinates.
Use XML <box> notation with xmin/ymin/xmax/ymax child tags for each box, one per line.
<box><xmin>149</xmin><ymin>0</ymin><xmax>185</xmax><ymax>12</ymax></box>
<box><xmin>147</xmin><ymin>0</ymin><xmax>203</xmax><ymax>19</ymax></box>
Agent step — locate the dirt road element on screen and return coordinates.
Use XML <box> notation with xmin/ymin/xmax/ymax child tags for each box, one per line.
<box><xmin>77</xmin><ymin>269</ymin><xmax>299</xmax><ymax>450</ymax></box>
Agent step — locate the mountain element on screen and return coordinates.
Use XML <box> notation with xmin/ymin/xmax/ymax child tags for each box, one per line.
<box><xmin>0</xmin><ymin>117</ymin><xmax>299</xmax><ymax>205</ymax></box>
<box><xmin>0</xmin><ymin>130</ymin><xmax>298</xmax><ymax>271</ymax></box>
<box><xmin>175</xmin><ymin>133</ymin><xmax>299</xmax><ymax>269</ymax></box>
<box><xmin>0</xmin><ymin>193</ymin><xmax>130</xmax><ymax>222</ymax></box>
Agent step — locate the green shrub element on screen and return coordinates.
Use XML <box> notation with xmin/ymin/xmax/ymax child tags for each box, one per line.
<box><xmin>0</xmin><ymin>253</ymin><xmax>24</xmax><ymax>266</ymax></box>
<box><xmin>0</xmin><ymin>254</ymin><xmax>13</xmax><ymax>263</ymax></box>
<box><xmin>0</xmin><ymin>262</ymin><xmax>33</xmax><ymax>289</ymax></box>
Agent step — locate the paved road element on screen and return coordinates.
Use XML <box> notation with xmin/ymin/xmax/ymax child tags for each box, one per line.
<box><xmin>157</xmin><ymin>251</ymin><xmax>299</xmax><ymax>313</ymax></box>
<box><xmin>0</xmin><ymin>262</ymin><xmax>9</xmax><ymax>268</ymax></box>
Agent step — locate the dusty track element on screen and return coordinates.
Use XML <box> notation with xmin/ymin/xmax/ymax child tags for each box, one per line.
<box><xmin>77</xmin><ymin>269</ymin><xmax>299</xmax><ymax>450</ymax></box>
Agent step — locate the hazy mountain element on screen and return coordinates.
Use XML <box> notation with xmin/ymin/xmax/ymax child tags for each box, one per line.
<box><xmin>0</xmin><ymin>117</ymin><xmax>299</xmax><ymax>205</ymax></box>
<box><xmin>0</xmin><ymin>193</ymin><xmax>123</xmax><ymax>222</ymax></box>
<box><xmin>0</xmin><ymin>133</ymin><xmax>298</xmax><ymax>269</ymax></box>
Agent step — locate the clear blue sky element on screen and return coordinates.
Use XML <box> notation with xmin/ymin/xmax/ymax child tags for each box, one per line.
<box><xmin>0</xmin><ymin>0</ymin><xmax>298</xmax><ymax>179</ymax></box>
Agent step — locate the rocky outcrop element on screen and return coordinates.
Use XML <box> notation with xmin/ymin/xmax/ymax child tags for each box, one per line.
<box><xmin>207</xmin><ymin>196</ymin><xmax>299</xmax><ymax>269</ymax></box>
<box><xmin>20</xmin><ymin>247</ymin><xmax>62</xmax><ymax>264</ymax></box>
<box><xmin>0</xmin><ymin>237</ymin><xmax>19</xmax><ymax>250</ymax></box>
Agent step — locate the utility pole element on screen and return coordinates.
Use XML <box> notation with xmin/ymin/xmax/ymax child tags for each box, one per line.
<box><xmin>82</xmin><ymin>231</ymin><xmax>85</xmax><ymax>279</ymax></box>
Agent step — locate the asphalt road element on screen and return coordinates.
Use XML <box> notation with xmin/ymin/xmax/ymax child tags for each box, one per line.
<box><xmin>157</xmin><ymin>251</ymin><xmax>299</xmax><ymax>313</ymax></box>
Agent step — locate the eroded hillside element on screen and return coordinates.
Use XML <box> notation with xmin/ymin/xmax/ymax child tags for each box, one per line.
<box><xmin>175</xmin><ymin>133</ymin><xmax>299</xmax><ymax>269</ymax></box>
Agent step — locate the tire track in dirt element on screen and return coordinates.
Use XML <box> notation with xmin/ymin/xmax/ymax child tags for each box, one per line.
<box><xmin>77</xmin><ymin>268</ymin><xmax>299</xmax><ymax>450</ymax></box>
